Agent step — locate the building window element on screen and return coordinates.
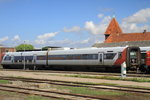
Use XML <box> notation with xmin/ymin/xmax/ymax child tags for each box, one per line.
<box><xmin>5</xmin><ymin>50</ymin><xmax>9</xmax><ymax>52</ymax></box>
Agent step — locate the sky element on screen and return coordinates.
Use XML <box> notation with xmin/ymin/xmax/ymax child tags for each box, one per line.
<box><xmin>0</xmin><ymin>0</ymin><xmax>150</xmax><ymax>48</ymax></box>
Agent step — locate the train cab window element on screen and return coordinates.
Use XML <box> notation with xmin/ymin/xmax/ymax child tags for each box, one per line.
<box><xmin>104</xmin><ymin>53</ymin><xmax>116</xmax><ymax>60</ymax></box>
<box><xmin>4</xmin><ymin>55</ymin><xmax>11</xmax><ymax>60</ymax></box>
<box><xmin>130</xmin><ymin>52</ymin><xmax>137</xmax><ymax>58</ymax></box>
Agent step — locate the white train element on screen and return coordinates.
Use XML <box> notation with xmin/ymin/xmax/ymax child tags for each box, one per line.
<box><xmin>1</xmin><ymin>46</ymin><xmax>142</xmax><ymax>71</ymax></box>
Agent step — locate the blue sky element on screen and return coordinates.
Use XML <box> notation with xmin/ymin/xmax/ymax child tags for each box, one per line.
<box><xmin>0</xmin><ymin>0</ymin><xmax>150</xmax><ymax>48</ymax></box>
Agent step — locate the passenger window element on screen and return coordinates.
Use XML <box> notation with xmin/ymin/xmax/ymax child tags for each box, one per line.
<box><xmin>104</xmin><ymin>53</ymin><xmax>116</xmax><ymax>59</ymax></box>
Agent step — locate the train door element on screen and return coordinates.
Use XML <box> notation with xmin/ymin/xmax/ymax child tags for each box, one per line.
<box><xmin>33</xmin><ymin>54</ymin><xmax>37</xmax><ymax>64</ymax></box>
<box><xmin>126</xmin><ymin>47</ymin><xmax>141</xmax><ymax>70</ymax></box>
<box><xmin>98</xmin><ymin>53</ymin><xmax>103</xmax><ymax>65</ymax></box>
<box><xmin>33</xmin><ymin>54</ymin><xmax>37</xmax><ymax>70</ymax></box>
<box><xmin>11</xmin><ymin>55</ymin><xmax>14</xmax><ymax>64</ymax></box>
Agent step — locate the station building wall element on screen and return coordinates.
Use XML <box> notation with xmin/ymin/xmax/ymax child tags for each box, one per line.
<box><xmin>0</xmin><ymin>47</ymin><xmax>16</xmax><ymax>63</ymax></box>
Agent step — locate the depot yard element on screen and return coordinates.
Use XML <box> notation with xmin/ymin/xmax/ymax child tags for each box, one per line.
<box><xmin>0</xmin><ymin>70</ymin><xmax>149</xmax><ymax>100</ymax></box>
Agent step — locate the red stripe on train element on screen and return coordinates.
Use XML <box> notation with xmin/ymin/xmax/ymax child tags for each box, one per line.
<box><xmin>146</xmin><ymin>51</ymin><xmax>150</xmax><ymax>66</ymax></box>
<box><xmin>114</xmin><ymin>48</ymin><xmax>127</xmax><ymax>65</ymax></box>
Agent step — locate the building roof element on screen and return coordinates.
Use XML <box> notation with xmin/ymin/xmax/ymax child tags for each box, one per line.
<box><xmin>105</xmin><ymin>18</ymin><xmax>123</xmax><ymax>35</ymax></box>
<box><xmin>93</xmin><ymin>40</ymin><xmax>150</xmax><ymax>47</ymax></box>
<box><xmin>104</xmin><ymin>32</ymin><xmax>150</xmax><ymax>43</ymax></box>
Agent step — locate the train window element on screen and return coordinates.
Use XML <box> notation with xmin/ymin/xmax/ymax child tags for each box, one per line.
<box><xmin>14</xmin><ymin>56</ymin><xmax>23</xmax><ymax>61</ymax></box>
<box><xmin>91</xmin><ymin>54</ymin><xmax>98</xmax><ymax>59</ymax></box>
<box><xmin>104</xmin><ymin>53</ymin><xmax>116</xmax><ymax>59</ymax></box>
<box><xmin>82</xmin><ymin>54</ymin><xmax>88</xmax><ymax>59</ymax></box>
<box><xmin>25</xmin><ymin>56</ymin><xmax>33</xmax><ymax>60</ymax></box>
<box><xmin>4</xmin><ymin>55</ymin><xmax>11</xmax><ymax>60</ymax></box>
<box><xmin>118</xmin><ymin>52</ymin><xmax>122</xmax><ymax>58</ymax></box>
<box><xmin>130</xmin><ymin>52</ymin><xmax>137</xmax><ymax>58</ymax></box>
<box><xmin>37</xmin><ymin>56</ymin><xmax>46</xmax><ymax>60</ymax></box>
<box><xmin>107</xmin><ymin>51</ymin><xmax>113</xmax><ymax>52</ymax></box>
<box><xmin>141</xmin><ymin>53</ymin><xmax>146</xmax><ymax>59</ymax></box>
<box><xmin>48</xmin><ymin>54</ymin><xmax>98</xmax><ymax>60</ymax></box>
<box><xmin>25</xmin><ymin>56</ymin><xmax>33</xmax><ymax>62</ymax></box>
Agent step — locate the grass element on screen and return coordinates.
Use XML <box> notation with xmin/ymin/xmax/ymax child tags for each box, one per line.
<box><xmin>27</xmin><ymin>95</ymin><xmax>52</xmax><ymax>100</ymax></box>
<box><xmin>0</xmin><ymin>65</ymin><xmax>3</xmax><ymax>69</ymax></box>
<box><xmin>58</xmin><ymin>86</ymin><xmax>128</xmax><ymax>96</ymax></box>
<box><xmin>0</xmin><ymin>90</ymin><xmax>61</xmax><ymax>100</ymax></box>
<box><xmin>65</xmin><ymin>74</ymin><xmax>150</xmax><ymax>83</ymax></box>
<box><xmin>0</xmin><ymin>80</ymin><xmax>10</xmax><ymax>84</ymax></box>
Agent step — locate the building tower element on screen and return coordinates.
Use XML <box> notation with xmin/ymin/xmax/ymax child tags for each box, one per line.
<box><xmin>104</xmin><ymin>17</ymin><xmax>123</xmax><ymax>40</ymax></box>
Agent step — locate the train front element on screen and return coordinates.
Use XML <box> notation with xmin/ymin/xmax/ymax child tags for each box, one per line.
<box><xmin>126</xmin><ymin>47</ymin><xmax>141</xmax><ymax>71</ymax></box>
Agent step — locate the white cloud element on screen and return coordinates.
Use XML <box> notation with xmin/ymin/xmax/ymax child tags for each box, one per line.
<box><xmin>34</xmin><ymin>32</ymin><xmax>58</xmax><ymax>45</ymax></box>
<box><xmin>35</xmin><ymin>39</ymin><xmax>46</xmax><ymax>45</ymax></box>
<box><xmin>63</xmin><ymin>26</ymin><xmax>81</xmax><ymax>32</ymax></box>
<box><xmin>80</xmin><ymin>38</ymin><xmax>90</xmax><ymax>44</ymax></box>
<box><xmin>12</xmin><ymin>35</ymin><xmax>20</xmax><ymax>41</ymax></box>
<box><xmin>121</xmin><ymin>8</ymin><xmax>150</xmax><ymax>33</ymax></box>
<box><xmin>97</xmin><ymin>14</ymin><xmax>104</xmax><ymax>18</ymax></box>
<box><xmin>84</xmin><ymin>16</ymin><xmax>111</xmax><ymax>35</ymax></box>
<box><xmin>48</xmin><ymin>39</ymin><xmax>71</xmax><ymax>45</ymax></box>
<box><xmin>0</xmin><ymin>36</ymin><xmax>9</xmax><ymax>43</ymax></box>
<box><xmin>37</xmin><ymin>32</ymin><xmax>58</xmax><ymax>40</ymax></box>
<box><xmin>123</xmin><ymin>8</ymin><xmax>150</xmax><ymax>24</ymax></box>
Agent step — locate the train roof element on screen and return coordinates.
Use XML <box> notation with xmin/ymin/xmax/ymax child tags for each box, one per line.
<box><xmin>48</xmin><ymin>46</ymin><xmax>127</xmax><ymax>54</ymax></box>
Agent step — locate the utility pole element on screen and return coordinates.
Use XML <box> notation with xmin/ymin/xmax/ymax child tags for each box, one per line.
<box><xmin>23</xmin><ymin>41</ymin><xmax>26</xmax><ymax>70</ymax></box>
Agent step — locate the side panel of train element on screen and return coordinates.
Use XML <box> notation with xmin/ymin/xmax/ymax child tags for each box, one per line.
<box><xmin>47</xmin><ymin>47</ymin><xmax>124</xmax><ymax>66</ymax></box>
<box><xmin>1</xmin><ymin>46</ymin><xmax>141</xmax><ymax>71</ymax></box>
<box><xmin>2</xmin><ymin>51</ymin><xmax>47</xmax><ymax>69</ymax></box>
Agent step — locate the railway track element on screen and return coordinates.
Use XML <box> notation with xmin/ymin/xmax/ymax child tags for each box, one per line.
<box><xmin>0</xmin><ymin>84</ymin><xmax>108</xmax><ymax>100</ymax></box>
<box><xmin>1</xmin><ymin>69</ymin><xmax>150</xmax><ymax>78</ymax></box>
<box><xmin>0</xmin><ymin>76</ymin><xmax>150</xmax><ymax>94</ymax></box>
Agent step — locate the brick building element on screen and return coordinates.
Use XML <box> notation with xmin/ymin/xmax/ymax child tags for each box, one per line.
<box><xmin>0</xmin><ymin>46</ymin><xmax>16</xmax><ymax>63</ymax></box>
<box><xmin>93</xmin><ymin>17</ymin><xmax>150</xmax><ymax>47</ymax></box>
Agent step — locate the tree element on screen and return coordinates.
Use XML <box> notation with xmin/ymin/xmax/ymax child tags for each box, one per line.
<box><xmin>42</xmin><ymin>46</ymin><xmax>50</xmax><ymax>50</ymax></box>
<box><xmin>16</xmin><ymin>44</ymin><xmax>34</xmax><ymax>51</ymax></box>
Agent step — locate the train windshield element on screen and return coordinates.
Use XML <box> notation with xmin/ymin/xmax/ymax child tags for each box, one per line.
<box><xmin>130</xmin><ymin>52</ymin><xmax>137</xmax><ymax>58</ymax></box>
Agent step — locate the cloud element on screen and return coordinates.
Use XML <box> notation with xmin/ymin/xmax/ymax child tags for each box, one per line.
<box><xmin>12</xmin><ymin>35</ymin><xmax>20</xmax><ymax>41</ymax></box>
<box><xmin>37</xmin><ymin>32</ymin><xmax>58</xmax><ymax>40</ymax></box>
<box><xmin>63</xmin><ymin>26</ymin><xmax>81</xmax><ymax>32</ymax></box>
<box><xmin>123</xmin><ymin>8</ymin><xmax>150</xmax><ymax>24</ymax></box>
<box><xmin>35</xmin><ymin>32</ymin><xmax>58</xmax><ymax>45</ymax></box>
<box><xmin>84</xmin><ymin>16</ymin><xmax>111</xmax><ymax>35</ymax></box>
<box><xmin>97</xmin><ymin>14</ymin><xmax>104</xmax><ymax>18</ymax></box>
<box><xmin>0</xmin><ymin>36</ymin><xmax>9</xmax><ymax>43</ymax></box>
<box><xmin>35</xmin><ymin>39</ymin><xmax>46</xmax><ymax>45</ymax></box>
<box><xmin>80</xmin><ymin>38</ymin><xmax>90</xmax><ymax>44</ymax></box>
<box><xmin>121</xmin><ymin>8</ymin><xmax>150</xmax><ymax>33</ymax></box>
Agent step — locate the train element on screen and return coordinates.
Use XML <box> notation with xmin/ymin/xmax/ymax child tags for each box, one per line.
<box><xmin>2</xmin><ymin>46</ymin><xmax>149</xmax><ymax>72</ymax></box>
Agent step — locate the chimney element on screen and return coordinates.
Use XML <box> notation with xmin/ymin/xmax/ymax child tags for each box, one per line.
<box><xmin>143</xmin><ymin>30</ymin><xmax>146</xmax><ymax>33</ymax></box>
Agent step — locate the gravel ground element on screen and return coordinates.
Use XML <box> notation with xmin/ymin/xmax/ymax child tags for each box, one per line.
<box><xmin>0</xmin><ymin>70</ymin><xmax>150</xmax><ymax>88</ymax></box>
<box><xmin>0</xmin><ymin>70</ymin><xmax>150</xmax><ymax>100</ymax></box>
